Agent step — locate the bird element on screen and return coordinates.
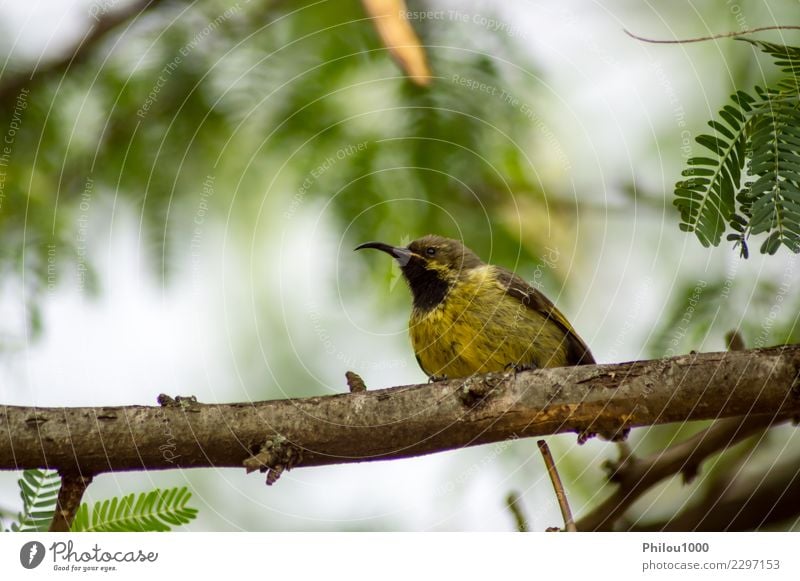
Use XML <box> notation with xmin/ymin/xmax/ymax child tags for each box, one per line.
<box><xmin>355</xmin><ymin>234</ymin><xmax>595</xmax><ymax>380</ymax></box>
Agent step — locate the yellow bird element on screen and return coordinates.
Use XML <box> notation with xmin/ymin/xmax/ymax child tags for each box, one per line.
<box><xmin>356</xmin><ymin>234</ymin><xmax>594</xmax><ymax>379</ymax></box>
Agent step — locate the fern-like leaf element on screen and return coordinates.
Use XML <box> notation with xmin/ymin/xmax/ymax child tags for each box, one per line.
<box><xmin>674</xmin><ymin>40</ymin><xmax>800</xmax><ymax>255</ymax></box>
<box><xmin>744</xmin><ymin>90</ymin><xmax>800</xmax><ymax>253</ymax></box>
<box><xmin>71</xmin><ymin>487</ymin><xmax>198</xmax><ymax>532</ymax></box>
<box><xmin>10</xmin><ymin>469</ymin><xmax>61</xmax><ymax>532</ymax></box>
<box><xmin>674</xmin><ymin>92</ymin><xmax>753</xmax><ymax>246</ymax></box>
<box><xmin>741</xmin><ymin>40</ymin><xmax>800</xmax><ymax>83</ymax></box>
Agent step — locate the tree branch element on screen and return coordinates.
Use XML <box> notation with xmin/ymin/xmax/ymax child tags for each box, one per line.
<box><xmin>0</xmin><ymin>0</ymin><xmax>163</xmax><ymax>109</ymax></box>
<box><xmin>624</xmin><ymin>25</ymin><xmax>800</xmax><ymax>45</ymax></box>
<box><xmin>575</xmin><ymin>413</ymin><xmax>790</xmax><ymax>531</ymax></box>
<box><xmin>1</xmin><ymin>346</ymin><xmax>798</xmax><ymax>477</ymax></box>
<box><xmin>632</xmin><ymin>459</ymin><xmax>800</xmax><ymax>531</ymax></box>
<box><xmin>538</xmin><ymin>440</ymin><xmax>576</xmax><ymax>532</ymax></box>
<box><xmin>505</xmin><ymin>491</ymin><xmax>529</xmax><ymax>532</ymax></box>
<box><xmin>49</xmin><ymin>472</ymin><xmax>93</xmax><ymax>532</ymax></box>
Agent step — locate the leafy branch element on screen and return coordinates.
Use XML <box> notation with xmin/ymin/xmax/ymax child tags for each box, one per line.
<box><xmin>6</xmin><ymin>470</ymin><xmax>197</xmax><ymax>533</ymax></box>
<box><xmin>675</xmin><ymin>40</ymin><xmax>800</xmax><ymax>256</ymax></box>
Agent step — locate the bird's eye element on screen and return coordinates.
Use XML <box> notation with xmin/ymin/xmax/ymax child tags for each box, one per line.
<box><xmin>426</xmin><ymin>247</ymin><xmax>437</xmax><ymax>256</ymax></box>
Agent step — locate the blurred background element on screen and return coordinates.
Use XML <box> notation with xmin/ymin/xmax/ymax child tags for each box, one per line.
<box><xmin>0</xmin><ymin>0</ymin><xmax>799</xmax><ymax>531</ymax></box>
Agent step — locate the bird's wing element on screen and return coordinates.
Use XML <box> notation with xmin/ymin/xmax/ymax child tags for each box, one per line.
<box><xmin>493</xmin><ymin>266</ymin><xmax>595</xmax><ymax>365</ymax></box>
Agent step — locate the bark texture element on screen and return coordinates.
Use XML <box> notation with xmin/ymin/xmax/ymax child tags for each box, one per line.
<box><xmin>1</xmin><ymin>346</ymin><xmax>798</xmax><ymax>475</ymax></box>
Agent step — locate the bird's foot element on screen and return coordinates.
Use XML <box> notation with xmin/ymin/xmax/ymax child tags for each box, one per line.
<box><xmin>428</xmin><ymin>374</ymin><xmax>448</xmax><ymax>383</ymax></box>
<box><xmin>505</xmin><ymin>362</ymin><xmax>537</xmax><ymax>375</ymax></box>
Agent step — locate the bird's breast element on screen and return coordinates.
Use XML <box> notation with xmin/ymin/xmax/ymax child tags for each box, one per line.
<box><xmin>408</xmin><ymin>266</ymin><xmax>569</xmax><ymax>377</ymax></box>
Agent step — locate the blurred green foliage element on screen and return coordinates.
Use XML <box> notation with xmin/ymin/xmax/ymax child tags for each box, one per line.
<box><xmin>0</xmin><ymin>0</ymin><xmax>570</xmax><ymax>333</ymax></box>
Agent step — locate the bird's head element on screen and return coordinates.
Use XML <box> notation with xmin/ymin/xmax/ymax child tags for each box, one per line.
<box><xmin>355</xmin><ymin>234</ymin><xmax>483</xmax><ymax>310</ymax></box>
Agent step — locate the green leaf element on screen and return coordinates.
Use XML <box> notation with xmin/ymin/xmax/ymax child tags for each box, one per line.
<box><xmin>71</xmin><ymin>487</ymin><xmax>198</xmax><ymax>532</ymax></box>
<box><xmin>708</xmin><ymin>119</ymin><xmax>735</xmax><ymax>140</ymax></box>
<box><xmin>761</xmin><ymin>230</ymin><xmax>782</xmax><ymax>254</ymax></box>
<box><xmin>10</xmin><ymin>470</ymin><xmax>61</xmax><ymax>532</ymax></box>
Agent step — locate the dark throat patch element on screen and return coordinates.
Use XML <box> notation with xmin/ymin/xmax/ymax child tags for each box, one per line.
<box><xmin>401</xmin><ymin>260</ymin><xmax>450</xmax><ymax>311</ymax></box>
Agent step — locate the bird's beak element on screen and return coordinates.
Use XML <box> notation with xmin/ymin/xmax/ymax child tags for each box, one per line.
<box><xmin>354</xmin><ymin>241</ymin><xmax>413</xmax><ymax>266</ymax></box>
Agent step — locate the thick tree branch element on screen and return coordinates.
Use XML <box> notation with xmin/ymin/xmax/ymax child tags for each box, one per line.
<box><xmin>1</xmin><ymin>346</ymin><xmax>799</xmax><ymax>476</ymax></box>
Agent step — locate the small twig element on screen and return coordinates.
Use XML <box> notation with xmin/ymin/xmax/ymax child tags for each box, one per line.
<box><xmin>243</xmin><ymin>436</ymin><xmax>302</xmax><ymax>486</ymax></box>
<box><xmin>49</xmin><ymin>472</ymin><xmax>93</xmax><ymax>532</ymax></box>
<box><xmin>700</xmin><ymin>424</ymin><xmax>766</xmax><ymax>503</ymax></box>
<box><xmin>157</xmin><ymin>394</ymin><xmax>199</xmax><ymax>408</ymax></box>
<box><xmin>505</xmin><ymin>491</ymin><xmax>529</xmax><ymax>532</ymax></box>
<box><xmin>615</xmin><ymin>440</ymin><xmax>634</xmax><ymax>465</ymax></box>
<box><xmin>537</xmin><ymin>440</ymin><xmax>577</xmax><ymax>532</ymax></box>
<box><xmin>624</xmin><ymin>25</ymin><xmax>800</xmax><ymax>45</ymax></box>
<box><xmin>726</xmin><ymin>330</ymin><xmax>746</xmax><ymax>352</ymax></box>
<box><xmin>345</xmin><ymin>371</ymin><xmax>367</xmax><ymax>393</ymax></box>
